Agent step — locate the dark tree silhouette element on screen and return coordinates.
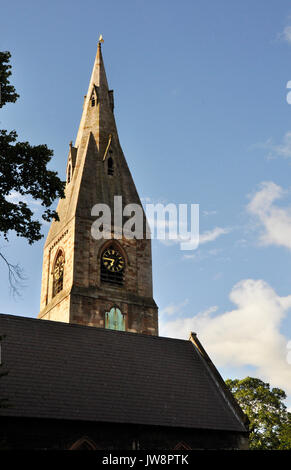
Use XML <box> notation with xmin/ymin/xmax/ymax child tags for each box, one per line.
<box><xmin>0</xmin><ymin>51</ymin><xmax>65</xmax><ymax>294</ymax></box>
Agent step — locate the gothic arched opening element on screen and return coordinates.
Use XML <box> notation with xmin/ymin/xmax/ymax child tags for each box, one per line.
<box><xmin>107</xmin><ymin>156</ymin><xmax>114</xmax><ymax>175</ymax></box>
<box><xmin>52</xmin><ymin>250</ymin><xmax>65</xmax><ymax>297</ymax></box>
<box><xmin>100</xmin><ymin>244</ymin><xmax>125</xmax><ymax>286</ymax></box>
<box><xmin>69</xmin><ymin>436</ymin><xmax>97</xmax><ymax>450</ymax></box>
<box><xmin>105</xmin><ymin>307</ymin><xmax>125</xmax><ymax>331</ymax></box>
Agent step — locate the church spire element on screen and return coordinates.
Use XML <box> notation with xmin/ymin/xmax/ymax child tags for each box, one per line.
<box><xmin>39</xmin><ymin>42</ymin><xmax>158</xmax><ymax>336</ymax></box>
<box><xmin>75</xmin><ymin>39</ymin><xmax>115</xmax><ymax>154</ymax></box>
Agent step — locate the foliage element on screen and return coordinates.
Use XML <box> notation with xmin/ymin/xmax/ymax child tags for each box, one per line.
<box><xmin>0</xmin><ymin>52</ymin><xmax>19</xmax><ymax>107</ymax></box>
<box><xmin>226</xmin><ymin>376</ymin><xmax>291</xmax><ymax>450</ymax></box>
<box><xmin>0</xmin><ymin>129</ymin><xmax>64</xmax><ymax>243</ymax></box>
<box><xmin>0</xmin><ymin>51</ymin><xmax>65</xmax><ymax>294</ymax></box>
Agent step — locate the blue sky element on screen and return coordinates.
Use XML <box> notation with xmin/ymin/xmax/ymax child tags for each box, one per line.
<box><xmin>1</xmin><ymin>0</ymin><xmax>291</xmax><ymax>407</ymax></box>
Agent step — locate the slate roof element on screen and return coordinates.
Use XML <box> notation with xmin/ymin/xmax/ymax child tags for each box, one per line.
<box><xmin>0</xmin><ymin>314</ymin><xmax>247</xmax><ymax>433</ymax></box>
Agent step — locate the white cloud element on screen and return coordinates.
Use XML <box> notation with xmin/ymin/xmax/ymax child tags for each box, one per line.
<box><xmin>280</xmin><ymin>25</ymin><xmax>291</xmax><ymax>44</ymax></box>
<box><xmin>160</xmin><ymin>305</ymin><xmax>218</xmax><ymax>336</ymax></box>
<box><xmin>257</xmin><ymin>131</ymin><xmax>291</xmax><ymax>159</ymax></box>
<box><xmin>156</xmin><ymin>220</ymin><xmax>229</xmax><ymax>252</ymax></box>
<box><xmin>183</xmin><ymin>247</ymin><xmax>222</xmax><ymax>261</ymax></box>
<box><xmin>199</xmin><ymin>226</ymin><xmax>230</xmax><ymax>244</ymax></box>
<box><xmin>160</xmin><ymin>279</ymin><xmax>291</xmax><ymax>394</ymax></box>
<box><xmin>181</xmin><ymin>227</ymin><xmax>230</xmax><ymax>257</ymax></box>
<box><xmin>160</xmin><ymin>299</ymin><xmax>189</xmax><ymax>317</ymax></box>
<box><xmin>247</xmin><ymin>181</ymin><xmax>291</xmax><ymax>250</ymax></box>
<box><xmin>6</xmin><ymin>191</ymin><xmax>42</xmax><ymax>206</ymax></box>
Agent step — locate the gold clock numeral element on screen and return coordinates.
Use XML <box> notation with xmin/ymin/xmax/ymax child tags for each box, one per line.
<box><xmin>102</xmin><ymin>247</ymin><xmax>125</xmax><ymax>273</ymax></box>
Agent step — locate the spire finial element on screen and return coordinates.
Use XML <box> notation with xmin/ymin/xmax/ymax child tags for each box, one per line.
<box><xmin>98</xmin><ymin>34</ymin><xmax>104</xmax><ymax>45</ymax></box>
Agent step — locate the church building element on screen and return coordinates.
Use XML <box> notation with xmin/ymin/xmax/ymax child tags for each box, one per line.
<box><xmin>0</xmin><ymin>41</ymin><xmax>249</xmax><ymax>450</ymax></box>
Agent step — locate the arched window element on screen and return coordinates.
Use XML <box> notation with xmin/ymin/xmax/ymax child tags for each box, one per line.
<box><xmin>90</xmin><ymin>90</ymin><xmax>96</xmax><ymax>107</ymax></box>
<box><xmin>107</xmin><ymin>156</ymin><xmax>114</xmax><ymax>175</ymax></box>
<box><xmin>100</xmin><ymin>244</ymin><xmax>125</xmax><ymax>286</ymax></box>
<box><xmin>173</xmin><ymin>442</ymin><xmax>191</xmax><ymax>450</ymax></box>
<box><xmin>69</xmin><ymin>437</ymin><xmax>97</xmax><ymax>450</ymax></box>
<box><xmin>53</xmin><ymin>250</ymin><xmax>65</xmax><ymax>297</ymax></box>
<box><xmin>105</xmin><ymin>307</ymin><xmax>125</xmax><ymax>331</ymax></box>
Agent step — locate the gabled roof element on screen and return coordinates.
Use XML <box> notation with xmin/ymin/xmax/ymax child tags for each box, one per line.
<box><xmin>0</xmin><ymin>314</ymin><xmax>248</xmax><ymax>433</ymax></box>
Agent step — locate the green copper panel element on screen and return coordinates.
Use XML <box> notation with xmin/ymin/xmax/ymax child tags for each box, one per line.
<box><xmin>105</xmin><ymin>307</ymin><xmax>125</xmax><ymax>331</ymax></box>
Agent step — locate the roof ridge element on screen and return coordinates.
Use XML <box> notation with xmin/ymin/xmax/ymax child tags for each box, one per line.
<box><xmin>0</xmin><ymin>313</ymin><xmax>189</xmax><ymax>343</ymax></box>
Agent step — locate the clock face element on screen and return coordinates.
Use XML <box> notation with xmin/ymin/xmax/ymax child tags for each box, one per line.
<box><xmin>102</xmin><ymin>248</ymin><xmax>124</xmax><ymax>273</ymax></box>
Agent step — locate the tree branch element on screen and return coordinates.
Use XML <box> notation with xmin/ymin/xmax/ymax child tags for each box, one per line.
<box><xmin>0</xmin><ymin>251</ymin><xmax>26</xmax><ymax>297</ymax></box>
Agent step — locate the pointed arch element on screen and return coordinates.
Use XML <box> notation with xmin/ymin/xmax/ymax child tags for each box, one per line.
<box><xmin>99</xmin><ymin>241</ymin><xmax>127</xmax><ymax>286</ymax></box>
<box><xmin>52</xmin><ymin>248</ymin><xmax>65</xmax><ymax>297</ymax></box>
<box><xmin>90</xmin><ymin>85</ymin><xmax>98</xmax><ymax>107</ymax></box>
<box><xmin>51</xmin><ymin>247</ymin><xmax>65</xmax><ymax>272</ymax></box>
<box><xmin>69</xmin><ymin>436</ymin><xmax>97</xmax><ymax>450</ymax></box>
<box><xmin>107</xmin><ymin>155</ymin><xmax>114</xmax><ymax>175</ymax></box>
<box><xmin>105</xmin><ymin>306</ymin><xmax>126</xmax><ymax>331</ymax></box>
<box><xmin>98</xmin><ymin>240</ymin><xmax>129</xmax><ymax>266</ymax></box>
<box><xmin>173</xmin><ymin>442</ymin><xmax>192</xmax><ymax>450</ymax></box>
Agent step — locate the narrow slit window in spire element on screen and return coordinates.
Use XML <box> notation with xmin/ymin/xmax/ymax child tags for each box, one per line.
<box><xmin>108</xmin><ymin>156</ymin><xmax>114</xmax><ymax>176</ymax></box>
<box><xmin>67</xmin><ymin>164</ymin><xmax>71</xmax><ymax>183</ymax></box>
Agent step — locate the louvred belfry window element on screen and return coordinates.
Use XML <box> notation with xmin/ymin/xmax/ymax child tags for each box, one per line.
<box><xmin>107</xmin><ymin>156</ymin><xmax>114</xmax><ymax>175</ymax></box>
<box><xmin>90</xmin><ymin>89</ymin><xmax>96</xmax><ymax>107</ymax></box>
<box><xmin>53</xmin><ymin>250</ymin><xmax>65</xmax><ymax>297</ymax></box>
<box><xmin>100</xmin><ymin>245</ymin><xmax>125</xmax><ymax>286</ymax></box>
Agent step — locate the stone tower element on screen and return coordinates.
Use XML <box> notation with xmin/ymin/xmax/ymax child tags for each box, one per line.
<box><xmin>38</xmin><ymin>41</ymin><xmax>158</xmax><ymax>335</ymax></box>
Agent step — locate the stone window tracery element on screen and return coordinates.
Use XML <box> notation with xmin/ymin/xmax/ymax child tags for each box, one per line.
<box><xmin>53</xmin><ymin>250</ymin><xmax>65</xmax><ymax>297</ymax></box>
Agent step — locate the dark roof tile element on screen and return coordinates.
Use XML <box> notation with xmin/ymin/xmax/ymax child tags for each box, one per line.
<box><xmin>0</xmin><ymin>314</ymin><xmax>247</xmax><ymax>432</ymax></box>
